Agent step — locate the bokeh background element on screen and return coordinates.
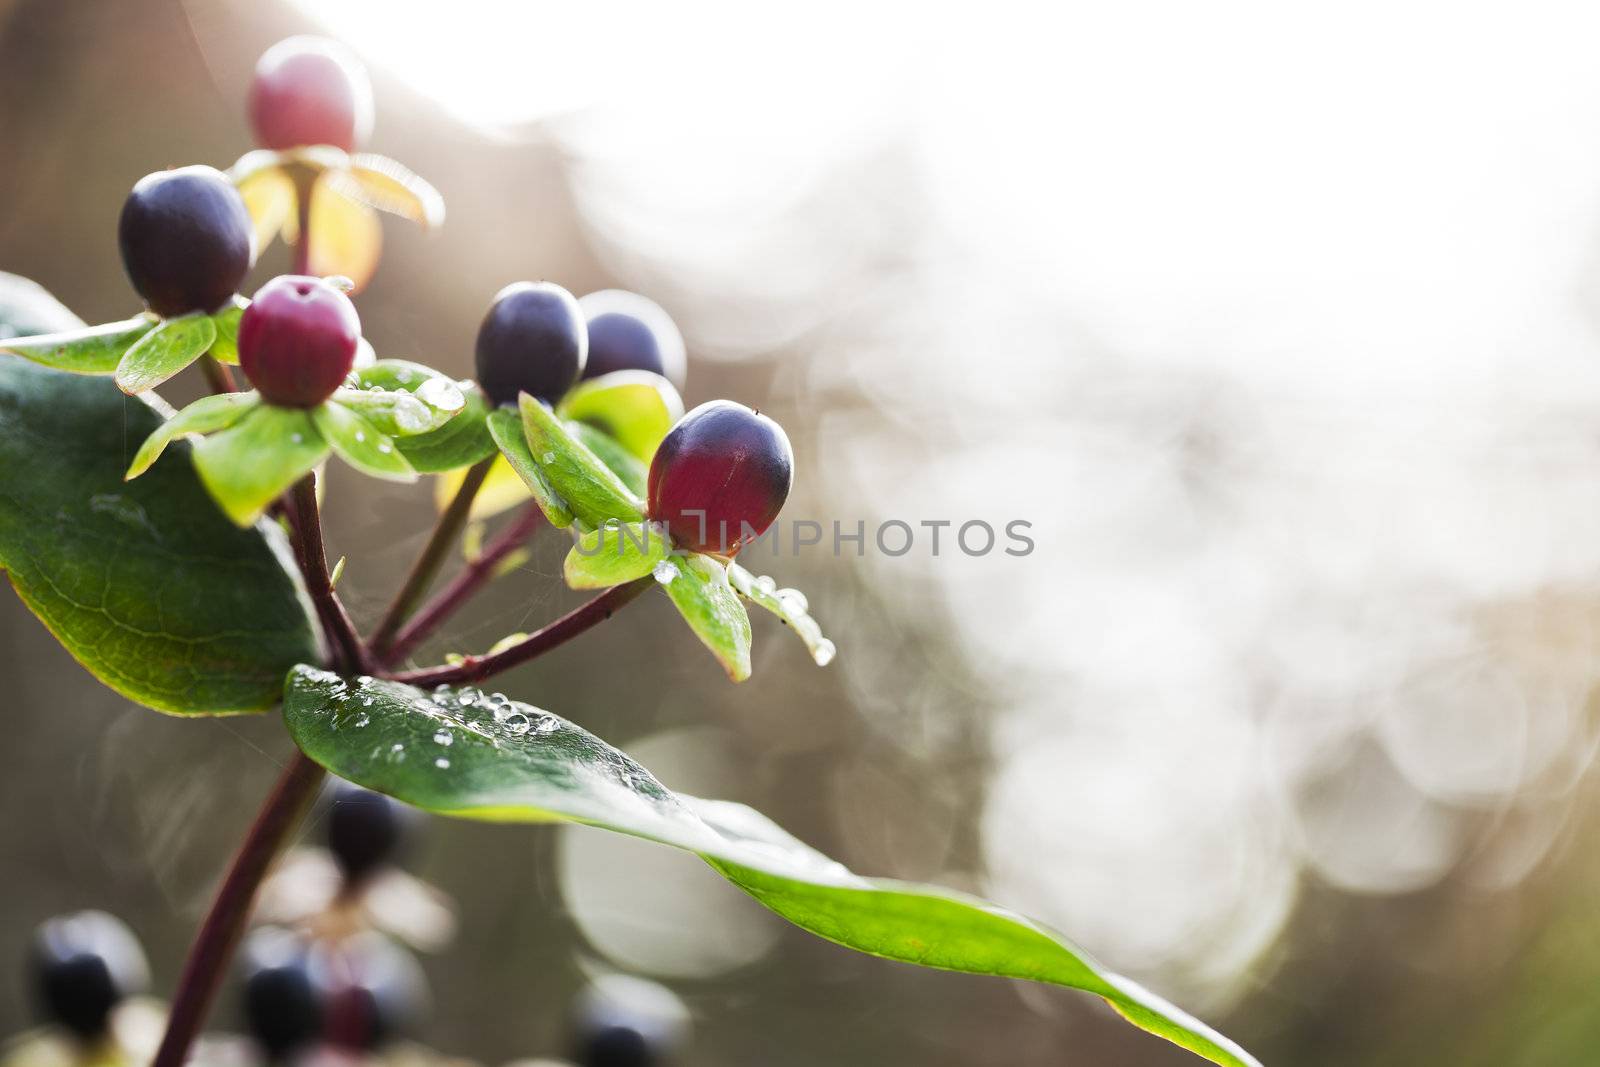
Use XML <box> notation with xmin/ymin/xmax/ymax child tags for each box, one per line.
<box><xmin>7</xmin><ymin>0</ymin><xmax>1600</xmax><ymax>1063</ymax></box>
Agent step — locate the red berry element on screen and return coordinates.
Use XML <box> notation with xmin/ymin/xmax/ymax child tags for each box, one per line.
<box><xmin>648</xmin><ymin>400</ymin><xmax>793</xmax><ymax>554</ymax></box>
<box><xmin>238</xmin><ymin>276</ymin><xmax>361</xmax><ymax>407</ymax></box>
<box><xmin>118</xmin><ymin>166</ymin><xmax>254</xmax><ymax>318</ymax></box>
<box><xmin>475</xmin><ymin>281</ymin><xmax>587</xmax><ymax>407</ymax></box>
<box><xmin>578</xmin><ymin>290</ymin><xmax>687</xmax><ymax>390</ymax></box>
<box><xmin>248</xmin><ymin>37</ymin><xmax>373</xmax><ymax>152</ymax></box>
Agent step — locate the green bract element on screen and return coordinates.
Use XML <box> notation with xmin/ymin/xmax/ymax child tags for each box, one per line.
<box><xmin>346</xmin><ymin>360</ymin><xmax>495</xmax><ymax>472</ymax></box>
<box><xmin>556</xmin><ymin>369</ymin><xmax>684</xmax><ymax>463</ymax></box>
<box><xmin>128</xmin><ymin>358</ymin><xmax>470</xmax><ymax>526</ymax></box>
<box><xmin>283</xmin><ymin>669</ymin><xmax>1260</xmax><ymax>1067</ymax></box>
<box><xmin>0</xmin><ymin>300</ymin><xmax>251</xmax><ymax>393</ymax></box>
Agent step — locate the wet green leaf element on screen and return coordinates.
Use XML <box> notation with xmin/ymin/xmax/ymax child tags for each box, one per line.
<box><xmin>314</xmin><ymin>401</ymin><xmax>416</xmax><ymax>482</ymax></box>
<box><xmin>564</xmin><ymin>521</ymin><xmax>671</xmax><ymax>589</ymax></box>
<box><xmin>569</xmin><ymin>421</ymin><xmax>648</xmax><ymax>497</ymax></box>
<box><xmin>193</xmin><ymin>405</ymin><xmax>329</xmax><ymax>526</ymax></box>
<box><xmin>727</xmin><ymin>561</ymin><xmax>835</xmax><ymax>667</ymax></box>
<box><xmin>518</xmin><ymin>392</ymin><xmax>645</xmax><ymax>528</ymax></box>
<box><xmin>0</xmin><ymin>316</ymin><xmax>158</xmax><ymax>375</ymax></box>
<box><xmin>0</xmin><ymin>355</ymin><xmax>318</xmax><ymax>714</ymax></box>
<box><xmin>659</xmin><ymin>553</ymin><xmax>751</xmax><ymax>682</ymax></box>
<box><xmin>208</xmin><ymin>298</ymin><xmax>248</xmax><ymax>364</ymax></box>
<box><xmin>486</xmin><ymin>407</ymin><xmax>573</xmax><ymax>528</ymax></box>
<box><xmin>115</xmin><ymin>313</ymin><xmax>217</xmax><ymax>394</ymax></box>
<box><xmin>346</xmin><ymin>360</ymin><xmax>493</xmax><ymax>472</ymax></box>
<box><xmin>126</xmin><ymin>391</ymin><xmax>260</xmax><ymax>480</ymax></box>
<box><xmin>557</xmin><ymin>370</ymin><xmax>684</xmax><ymax>463</ymax></box>
<box><xmin>283</xmin><ymin>669</ymin><xmax>1259</xmax><ymax>1067</ymax></box>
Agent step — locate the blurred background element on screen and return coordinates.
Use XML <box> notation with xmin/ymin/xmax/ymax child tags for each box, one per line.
<box><xmin>7</xmin><ymin>0</ymin><xmax>1600</xmax><ymax>1063</ymax></box>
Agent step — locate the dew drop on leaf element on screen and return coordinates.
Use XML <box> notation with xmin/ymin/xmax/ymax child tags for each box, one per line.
<box><xmin>503</xmin><ymin>712</ymin><xmax>530</xmax><ymax>735</ymax></box>
<box><xmin>433</xmin><ymin>728</ymin><xmax>454</xmax><ymax>746</ymax></box>
<box><xmin>435</xmin><ymin>757</ymin><xmax>450</xmax><ymax>769</ymax></box>
<box><xmin>653</xmin><ymin>559</ymin><xmax>677</xmax><ymax>585</ymax></box>
<box><xmin>811</xmin><ymin>638</ymin><xmax>837</xmax><ymax>666</ymax></box>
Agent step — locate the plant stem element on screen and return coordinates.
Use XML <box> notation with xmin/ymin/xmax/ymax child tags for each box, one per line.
<box><xmin>198</xmin><ymin>355</ymin><xmax>237</xmax><ymax>394</ymax></box>
<box><xmin>387</xmin><ymin>576</ymin><xmax>652</xmax><ymax>687</ymax></box>
<box><xmin>368</xmin><ymin>457</ymin><xmax>495</xmax><ymax>659</ymax></box>
<box><xmin>289</xmin><ymin>475</ymin><xmax>371</xmax><ymax>675</ymax></box>
<box><xmin>150</xmin><ymin>751</ymin><xmax>327</xmax><ymax>1067</ymax></box>
<box><xmin>375</xmin><ymin>502</ymin><xmax>545</xmax><ymax>668</ymax></box>
<box><xmin>288</xmin><ymin>164</ymin><xmax>316</xmax><ymax>276</ymax></box>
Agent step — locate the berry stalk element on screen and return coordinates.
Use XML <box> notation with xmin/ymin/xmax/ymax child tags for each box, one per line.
<box><xmin>288</xmin><ymin>475</ymin><xmax>372</xmax><ymax>676</ymax></box>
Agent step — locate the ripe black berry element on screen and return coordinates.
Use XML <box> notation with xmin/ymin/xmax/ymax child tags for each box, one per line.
<box><xmin>324</xmin><ymin>780</ymin><xmax>418</xmax><ymax>884</ymax></box>
<box><xmin>238</xmin><ymin>276</ymin><xmax>361</xmax><ymax>407</ymax></box>
<box><xmin>249</xmin><ymin>37</ymin><xmax>374</xmax><ymax>153</ymax></box>
<box><xmin>118</xmin><ymin>166</ymin><xmax>253</xmax><ymax>318</ymax></box>
<box><xmin>323</xmin><ymin>934</ymin><xmax>429</xmax><ymax>1052</ymax></box>
<box><xmin>29</xmin><ymin>911</ymin><xmax>149</xmax><ymax>1040</ymax></box>
<box><xmin>240</xmin><ymin>928</ymin><xmax>329</xmax><ymax>1059</ymax></box>
<box><xmin>647</xmin><ymin>400</ymin><xmax>793</xmax><ymax>554</ymax></box>
<box><xmin>578</xmin><ymin>290</ymin><xmax>686</xmax><ymax>390</ymax></box>
<box><xmin>475</xmin><ymin>281</ymin><xmax>587</xmax><ymax>407</ymax></box>
<box><xmin>570</xmin><ymin>976</ymin><xmax>688</xmax><ymax>1067</ymax></box>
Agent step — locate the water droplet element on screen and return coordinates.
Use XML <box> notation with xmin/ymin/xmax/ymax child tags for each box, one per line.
<box><xmin>503</xmin><ymin>713</ymin><xmax>530</xmax><ymax>735</ymax></box>
<box><xmin>652</xmin><ymin>559</ymin><xmax>677</xmax><ymax>585</ymax></box>
<box><xmin>433</xmin><ymin>728</ymin><xmax>454</xmax><ymax>746</ymax></box>
<box><xmin>378</xmin><ymin>442</ymin><xmax>393</xmax><ymax>454</ymax></box>
<box><xmin>458</xmin><ymin>690</ymin><xmax>476</xmax><ymax>707</ymax></box>
<box><xmin>435</xmin><ymin>757</ymin><xmax>450</xmax><ymax>769</ymax></box>
<box><xmin>811</xmin><ymin>639</ymin><xmax>837</xmax><ymax>666</ymax></box>
<box><xmin>353</xmin><ymin>712</ymin><xmax>370</xmax><ymax>728</ymax></box>
<box><xmin>534</xmin><ymin>715</ymin><xmax>559</xmax><ymax>735</ymax></box>
<box><xmin>541</xmin><ymin>451</ymin><xmax>556</xmax><ymax>464</ymax></box>
<box><xmin>416</xmin><ymin>376</ymin><xmax>464</xmax><ymax>411</ymax></box>
<box><xmin>777</xmin><ymin>588</ymin><xmax>809</xmax><ymax>614</ymax></box>
<box><xmin>432</xmin><ymin>685</ymin><xmax>452</xmax><ymax>702</ymax></box>
<box><xmin>290</xmin><ymin>433</ymin><xmax>304</xmax><ymax>444</ymax></box>
<box><xmin>756</xmin><ymin>574</ymin><xmax>777</xmax><ymax>594</ymax></box>
<box><xmin>391</xmin><ymin>743</ymin><xmax>404</xmax><ymax>754</ymax></box>
<box><xmin>354</xmin><ymin>430</ymin><xmax>366</xmax><ymax>443</ymax></box>
<box><xmin>360</xmin><ymin>694</ymin><xmax>375</xmax><ymax>706</ymax></box>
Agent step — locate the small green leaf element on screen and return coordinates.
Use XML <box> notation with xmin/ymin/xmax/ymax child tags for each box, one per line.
<box><xmin>564</xmin><ymin>521</ymin><xmax>671</xmax><ymax>589</ymax></box>
<box><xmin>659</xmin><ymin>553</ymin><xmax>752</xmax><ymax>682</ymax></box>
<box><xmin>487</xmin><ymin>407</ymin><xmax>573</xmax><ymax>528</ymax></box>
<box><xmin>569</xmin><ymin>421</ymin><xmax>648</xmax><ymax>497</ymax></box>
<box><xmin>519</xmin><ymin>392</ymin><xmax>645</xmax><ymax>527</ymax></box>
<box><xmin>330</xmin><ymin>556</ymin><xmax>346</xmax><ymax>587</ymax></box>
<box><xmin>283</xmin><ymin>669</ymin><xmax>1260</xmax><ymax>1067</ymax></box>
<box><xmin>346</xmin><ymin>360</ymin><xmax>494</xmax><ymax>472</ymax></box>
<box><xmin>193</xmin><ymin>405</ymin><xmax>330</xmax><ymax>526</ymax></box>
<box><xmin>115</xmin><ymin>313</ymin><xmax>217</xmax><ymax>394</ymax></box>
<box><xmin>208</xmin><ymin>298</ymin><xmax>248</xmax><ymax>364</ymax></box>
<box><xmin>314</xmin><ymin>401</ymin><xmax>416</xmax><ymax>482</ymax></box>
<box><xmin>557</xmin><ymin>370</ymin><xmax>684</xmax><ymax>462</ymax></box>
<box><xmin>727</xmin><ymin>561</ymin><xmax>835</xmax><ymax>666</ymax></box>
<box><xmin>0</xmin><ymin>316</ymin><xmax>158</xmax><ymax>375</ymax></box>
<box><xmin>126</xmin><ymin>391</ymin><xmax>260</xmax><ymax>480</ymax></box>
<box><xmin>0</xmin><ymin>353</ymin><xmax>318</xmax><ymax>715</ymax></box>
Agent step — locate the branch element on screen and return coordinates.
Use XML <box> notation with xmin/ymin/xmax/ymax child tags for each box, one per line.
<box><xmin>375</xmin><ymin>502</ymin><xmax>544</xmax><ymax>668</ymax></box>
<box><xmin>150</xmin><ymin>751</ymin><xmax>326</xmax><ymax>1067</ymax></box>
<box><xmin>289</xmin><ymin>475</ymin><xmax>371</xmax><ymax>675</ymax></box>
<box><xmin>199</xmin><ymin>355</ymin><xmax>238</xmax><ymax>394</ymax></box>
<box><xmin>387</xmin><ymin>577</ymin><xmax>652</xmax><ymax>688</ymax></box>
<box><xmin>367</xmin><ymin>456</ymin><xmax>495</xmax><ymax>658</ymax></box>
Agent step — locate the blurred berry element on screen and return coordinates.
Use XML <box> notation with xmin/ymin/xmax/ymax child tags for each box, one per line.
<box><xmin>238</xmin><ymin>276</ymin><xmax>361</xmax><ymax>407</ymax></box>
<box><xmin>249</xmin><ymin>37</ymin><xmax>374</xmax><ymax>152</ymax></box>
<box><xmin>570</xmin><ymin>976</ymin><xmax>689</xmax><ymax>1067</ymax></box>
<box><xmin>577</xmin><ymin>291</ymin><xmax>687</xmax><ymax>390</ymax></box>
<box><xmin>323</xmin><ymin>933</ymin><xmax>429</xmax><ymax>1052</ymax></box>
<box><xmin>648</xmin><ymin>400</ymin><xmax>793</xmax><ymax>554</ymax></box>
<box><xmin>323</xmin><ymin>779</ymin><xmax>419</xmax><ymax>884</ymax></box>
<box><xmin>29</xmin><ymin>911</ymin><xmax>149</xmax><ymax>1040</ymax></box>
<box><xmin>118</xmin><ymin>166</ymin><xmax>253</xmax><ymax>318</ymax></box>
<box><xmin>241</xmin><ymin>927</ymin><xmax>330</xmax><ymax>1059</ymax></box>
<box><xmin>475</xmin><ymin>282</ymin><xmax>587</xmax><ymax>407</ymax></box>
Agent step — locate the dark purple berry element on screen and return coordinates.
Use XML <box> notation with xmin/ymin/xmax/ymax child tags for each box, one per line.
<box><xmin>570</xmin><ymin>976</ymin><xmax>688</xmax><ymax>1067</ymax></box>
<box><xmin>578</xmin><ymin>290</ymin><xmax>686</xmax><ymax>390</ymax></box>
<box><xmin>648</xmin><ymin>400</ymin><xmax>792</xmax><ymax>555</ymax></box>
<box><xmin>323</xmin><ymin>934</ymin><xmax>428</xmax><ymax>1053</ymax></box>
<box><xmin>475</xmin><ymin>281</ymin><xmax>587</xmax><ymax>407</ymax></box>
<box><xmin>239</xmin><ymin>276</ymin><xmax>361</xmax><ymax>407</ymax></box>
<box><xmin>240</xmin><ymin>928</ymin><xmax>330</xmax><ymax>1059</ymax></box>
<box><xmin>29</xmin><ymin>911</ymin><xmax>149</xmax><ymax>1040</ymax></box>
<box><xmin>324</xmin><ymin>780</ymin><xmax>419</xmax><ymax>884</ymax></box>
<box><xmin>249</xmin><ymin>37</ymin><xmax>373</xmax><ymax>153</ymax></box>
<box><xmin>118</xmin><ymin>166</ymin><xmax>253</xmax><ymax>318</ymax></box>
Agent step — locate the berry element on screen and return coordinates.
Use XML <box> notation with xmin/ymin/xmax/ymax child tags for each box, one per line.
<box><xmin>249</xmin><ymin>37</ymin><xmax>374</xmax><ymax>153</ymax></box>
<box><xmin>29</xmin><ymin>911</ymin><xmax>149</xmax><ymax>1040</ymax></box>
<box><xmin>240</xmin><ymin>928</ymin><xmax>329</xmax><ymax>1059</ymax></box>
<box><xmin>239</xmin><ymin>276</ymin><xmax>361</xmax><ymax>407</ymax></box>
<box><xmin>118</xmin><ymin>166</ymin><xmax>253</xmax><ymax>318</ymax></box>
<box><xmin>570</xmin><ymin>976</ymin><xmax>689</xmax><ymax>1067</ymax></box>
<box><xmin>475</xmin><ymin>281</ymin><xmax>587</xmax><ymax>407</ymax></box>
<box><xmin>323</xmin><ymin>780</ymin><xmax>418</xmax><ymax>884</ymax></box>
<box><xmin>648</xmin><ymin>401</ymin><xmax>793</xmax><ymax>554</ymax></box>
<box><xmin>578</xmin><ymin>291</ymin><xmax>687</xmax><ymax>390</ymax></box>
<box><xmin>322</xmin><ymin>934</ymin><xmax>429</xmax><ymax>1052</ymax></box>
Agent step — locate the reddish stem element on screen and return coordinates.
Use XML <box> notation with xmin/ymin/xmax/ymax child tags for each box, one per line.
<box><xmin>198</xmin><ymin>355</ymin><xmax>237</xmax><ymax>394</ymax></box>
<box><xmin>376</xmin><ymin>503</ymin><xmax>545</xmax><ymax>668</ymax></box>
<box><xmin>388</xmin><ymin>577</ymin><xmax>652</xmax><ymax>688</ymax></box>
<box><xmin>290</xmin><ymin>476</ymin><xmax>371</xmax><ymax>676</ymax></box>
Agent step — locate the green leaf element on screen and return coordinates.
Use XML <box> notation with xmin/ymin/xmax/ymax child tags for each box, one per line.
<box><xmin>346</xmin><ymin>360</ymin><xmax>493</xmax><ymax>472</ymax></box>
<box><xmin>114</xmin><ymin>313</ymin><xmax>217</xmax><ymax>394</ymax></box>
<box><xmin>126</xmin><ymin>391</ymin><xmax>260</xmax><ymax>480</ymax></box>
<box><xmin>0</xmin><ymin>356</ymin><xmax>318</xmax><ymax>714</ymax></box>
<box><xmin>564</xmin><ymin>521</ymin><xmax>671</xmax><ymax>589</ymax></box>
<box><xmin>283</xmin><ymin>669</ymin><xmax>1260</xmax><ymax>1067</ymax></box>
<box><xmin>518</xmin><ymin>392</ymin><xmax>645</xmax><ymax>528</ymax></box>
<box><xmin>557</xmin><ymin>370</ymin><xmax>684</xmax><ymax>463</ymax></box>
<box><xmin>208</xmin><ymin>298</ymin><xmax>248</xmax><ymax>364</ymax></box>
<box><xmin>314</xmin><ymin>401</ymin><xmax>416</xmax><ymax>482</ymax></box>
<box><xmin>727</xmin><ymin>561</ymin><xmax>835</xmax><ymax>666</ymax></box>
<box><xmin>569</xmin><ymin>421</ymin><xmax>648</xmax><ymax>497</ymax></box>
<box><xmin>193</xmin><ymin>405</ymin><xmax>330</xmax><ymax>526</ymax></box>
<box><xmin>658</xmin><ymin>553</ymin><xmax>752</xmax><ymax>682</ymax></box>
<box><xmin>0</xmin><ymin>316</ymin><xmax>159</xmax><ymax>375</ymax></box>
<box><xmin>486</xmin><ymin>407</ymin><xmax>573</xmax><ymax>528</ymax></box>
